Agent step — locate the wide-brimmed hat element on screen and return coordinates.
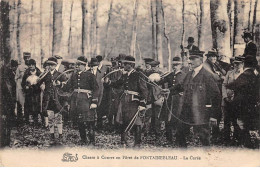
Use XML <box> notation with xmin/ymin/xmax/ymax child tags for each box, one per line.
<box><xmin>242</xmin><ymin>31</ymin><xmax>253</xmax><ymax>39</ymax></box>
<box><xmin>96</xmin><ymin>55</ymin><xmax>103</xmax><ymax>62</ymax></box>
<box><xmin>46</xmin><ymin>57</ymin><xmax>58</xmax><ymax>65</ymax></box>
<box><xmin>23</xmin><ymin>52</ymin><xmax>31</xmax><ymax>59</ymax></box>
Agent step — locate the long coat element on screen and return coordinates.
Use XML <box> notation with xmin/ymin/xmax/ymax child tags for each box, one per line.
<box><xmin>21</xmin><ymin>68</ymin><xmax>42</xmax><ymax>116</ymax></box>
<box><xmin>110</xmin><ymin>70</ymin><xmax>149</xmax><ymax>126</ymax></box>
<box><xmin>226</xmin><ymin>68</ymin><xmax>259</xmax><ymax>130</ymax></box>
<box><xmin>15</xmin><ymin>62</ymin><xmax>28</xmax><ymax>106</ymax></box>
<box><xmin>171</xmin><ymin>67</ymin><xmax>221</xmax><ymax>125</ymax></box>
<box><xmin>64</xmin><ymin>70</ymin><xmax>99</xmax><ymax>122</ymax></box>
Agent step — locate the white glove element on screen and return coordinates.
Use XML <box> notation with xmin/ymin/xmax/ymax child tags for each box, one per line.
<box><xmin>90</xmin><ymin>103</ymin><xmax>97</xmax><ymax>109</ymax></box>
<box><xmin>146</xmin><ymin>104</ymin><xmax>152</xmax><ymax>109</ymax></box>
<box><xmin>138</xmin><ymin>106</ymin><xmax>146</xmax><ymax>111</ymax></box>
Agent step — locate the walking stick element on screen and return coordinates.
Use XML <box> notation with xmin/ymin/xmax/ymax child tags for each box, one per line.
<box><xmin>124</xmin><ymin>109</ymin><xmax>140</xmax><ymax>133</ymax></box>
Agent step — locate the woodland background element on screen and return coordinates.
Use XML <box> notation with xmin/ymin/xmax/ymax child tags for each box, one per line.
<box><xmin>0</xmin><ymin>0</ymin><xmax>260</xmax><ymax>70</ymax></box>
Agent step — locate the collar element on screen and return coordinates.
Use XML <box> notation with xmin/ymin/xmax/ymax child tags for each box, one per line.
<box><xmin>175</xmin><ymin>70</ymin><xmax>182</xmax><ymax>75</ymax></box>
<box><xmin>50</xmin><ymin>69</ymin><xmax>56</xmax><ymax>75</ymax></box>
<box><xmin>128</xmin><ymin>69</ymin><xmax>135</xmax><ymax>76</ymax></box>
<box><xmin>98</xmin><ymin>63</ymin><xmax>103</xmax><ymax>71</ymax></box>
<box><xmin>193</xmin><ymin>64</ymin><xmax>203</xmax><ymax>73</ymax></box>
<box><xmin>247</xmin><ymin>40</ymin><xmax>252</xmax><ymax>45</ymax></box>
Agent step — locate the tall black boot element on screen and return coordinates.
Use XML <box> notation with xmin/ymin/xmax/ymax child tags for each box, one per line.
<box><xmin>78</xmin><ymin>123</ymin><xmax>87</xmax><ymax>144</ymax></box>
<box><xmin>88</xmin><ymin>124</ymin><xmax>95</xmax><ymax>146</ymax></box>
<box><xmin>165</xmin><ymin>122</ymin><xmax>173</xmax><ymax>144</ymax></box>
<box><xmin>134</xmin><ymin>125</ymin><xmax>142</xmax><ymax>147</ymax></box>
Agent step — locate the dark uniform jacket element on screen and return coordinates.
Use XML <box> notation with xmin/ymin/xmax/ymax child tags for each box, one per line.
<box><xmin>171</xmin><ymin>67</ymin><xmax>221</xmax><ymax>125</ymax></box>
<box><xmin>109</xmin><ymin>70</ymin><xmax>149</xmax><ymax>125</ymax></box>
<box><xmin>226</xmin><ymin>68</ymin><xmax>259</xmax><ymax>130</ymax></box>
<box><xmin>159</xmin><ymin>70</ymin><xmax>186</xmax><ymax>122</ymax></box>
<box><xmin>39</xmin><ymin>70</ymin><xmax>66</xmax><ymax>114</ymax></box>
<box><xmin>64</xmin><ymin>70</ymin><xmax>99</xmax><ymax>122</ymax></box>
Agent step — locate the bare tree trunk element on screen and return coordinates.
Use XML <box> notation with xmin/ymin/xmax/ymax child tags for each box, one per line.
<box><xmin>82</xmin><ymin>0</ymin><xmax>87</xmax><ymax>55</ymax></box>
<box><xmin>252</xmin><ymin>0</ymin><xmax>258</xmax><ymax>34</ymax></box>
<box><xmin>210</xmin><ymin>0</ymin><xmax>232</xmax><ymax>58</ymax></box>
<box><xmin>150</xmin><ymin>0</ymin><xmax>156</xmax><ymax>59</ymax></box>
<box><xmin>68</xmin><ymin>0</ymin><xmax>74</xmax><ymax>55</ymax></box>
<box><xmin>156</xmin><ymin>0</ymin><xmax>163</xmax><ymax>68</ymax></box>
<box><xmin>52</xmin><ymin>0</ymin><xmax>63</xmax><ymax>56</ymax></box>
<box><xmin>30</xmin><ymin>0</ymin><xmax>34</xmax><ymax>54</ymax></box>
<box><xmin>181</xmin><ymin>0</ymin><xmax>185</xmax><ymax>50</ymax></box>
<box><xmin>104</xmin><ymin>0</ymin><xmax>113</xmax><ymax>58</ymax></box>
<box><xmin>95</xmin><ymin>0</ymin><xmax>100</xmax><ymax>55</ymax></box>
<box><xmin>17</xmin><ymin>0</ymin><xmax>22</xmax><ymax>62</ymax></box>
<box><xmin>233</xmin><ymin>0</ymin><xmax>245</xmax><ymax>56</ymax></box>
<box><xmin>161</xmin><ymin>0</ymin><xmax>172</xmax><ymax>72</ymax></box>
<box><xmin>9</xmin><ymin>0</ymin><xmax>17</xmax><ymax>61</ymax></box>
<box><xmin>248</xmin><ymin>0</ymin><xmax>253</xmax><ymax>30</ymax></box>
<box><xmin>228</xmin><ymin>0</ymin><xmax>235</xmax><ymax>54</ymax></box>
<box><xmin>0</xmin><ymin>0</ymin><xmax>11</xmax><ymax>64</ymax></box>
<box><xmin>40</xmin><ymin>0</ymin><xmax>44</xmax><ymax>67</ymax></box>
<box><xmin>130</xmin><ymin>0</ymin><xmax>139</xmax><ymax>58</ymax></box>
<box><xmin>198</xmin><ymin>0</ymin><xmax>206</xmax><ymax>50</ymax></box>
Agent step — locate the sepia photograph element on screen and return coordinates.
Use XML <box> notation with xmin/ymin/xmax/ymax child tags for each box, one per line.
<box><xmin>0</xmin><ymin>0</ymin><xmax>259</xmax><ymax>167</ymax></box>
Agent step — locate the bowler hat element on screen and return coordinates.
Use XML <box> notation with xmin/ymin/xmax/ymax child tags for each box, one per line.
<box><xmin>96</xmin><ymin>55</ymin><xmax>103</xmax><ymax>62</ymax></box>
<box><xmin>188</xmin><ymin>37</ymin><xmax>195</xmax><ymax>43</ymax></box>
<box><xmin>242</xmin><ymin>31</ymin><xmax>253</xmax><ymax>39</ymax></box>
<box><xmin>10</xmin><ymin>60</ymin><xmax>18</xmax><ymax>67</ymax></box>
<box><xmin>28</xmin><ymin>59</ymin><xmax>36</xmax><ymax>66</ymax></box>
<box><xmin>89</xmin><ymin>58</ymin><xmax>99</xmax><ymax>67</ymax></box>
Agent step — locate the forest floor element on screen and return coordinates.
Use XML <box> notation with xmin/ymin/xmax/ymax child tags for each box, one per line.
<box><xmin>7</xmin><ymin>119</ymin><xmax>256</xmax><ymax>150</ymax></box>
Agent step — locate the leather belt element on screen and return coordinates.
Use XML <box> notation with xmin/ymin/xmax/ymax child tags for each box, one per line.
<box><xmin>124</xmin><ymin>90</ymin><xmax>139</xmax><ymax>96</ymax></box>
<box><xmin>74</xmin><ymin>89</ymin><xmax>92</xmax><ymax>94</ymax></box>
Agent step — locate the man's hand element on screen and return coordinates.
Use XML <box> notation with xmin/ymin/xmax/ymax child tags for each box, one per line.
<box><xmin>40</xmin><ymin>84</ymin><xmax>45</xmax><ymax>91</ymax></box>
<box><xmin>53</xmin><ymin>80</ymin><xmax>61</xmax><ymax>86</ymax></box>
<box><xmin>2</xmin><ymin>115</ymin><xmax>6</xmax><ymax>120</ymax></box>
<box><xmin>103</xmin><ymin>77</ymin><xmax>110</xmax><ymax>84</ymax></box>
<box><xmin>90</xmin><ymin>103</ymin><xmax>97</xmax><ymax>109</ymax></box>
<box><xmin>138</xmin><ymin>106</ymin><xmax>146</xmax><ymax>111</ymax></box>
<box><xmin>146</xmin><ymin>104</ymin><xmax>152</xmax><ymax>109</ymax></box>
<box><xmin>210</xmin><ymin>117</ymin><xmax>217</xmax><ymax>126</ymax></box>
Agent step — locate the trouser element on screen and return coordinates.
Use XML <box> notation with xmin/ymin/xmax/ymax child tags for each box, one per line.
<box><xmin>176</xmin><ymin>122</ymin><xmax>210</xmax><ymax>147</ymax></box>
<box><xmin>223</xmin><ymin>101</ymin><xmax>240</xmax><ymax>142</ymax></box>
<box><xmin>0</xmin><ymin>117</ymin><xmax>11</xmax><ymax>147</ymax></box>
<box><xmin>48</xmin><ymin>110</ymin><xmax>63</xmax><ymax>135</ymax></box>
<box><xmin>165</xmin><ymin>120</ymin><xmax>175</xmax><ymax>143</ymax></box>
<box><xmin>78</xmin><ymin>121</ymin><xmax>95</xmax><ymax>144</ymax></box>
<box><xmin>151</xmin><ymin>104</ymin><xmax>162</xmax><ymax>135</ymax></box>
<box><xmin>121</xmin><ymin>124</ymin><xmax>142</xmax><ymax>146</ymax></box>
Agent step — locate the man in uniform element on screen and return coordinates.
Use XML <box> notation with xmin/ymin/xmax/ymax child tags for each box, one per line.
<box><xmin>225</xmin><ymin>55</ymin><xmax>259</xmax><ymax>148</ymax></box>
<box><xmin>159</xmin><ymin>57</ymin><xmax>186</xmax><ymax>144</ymax></box>
<box><xmin>104</xmin><ymin>56</ymin><xmax>148</xmax><ymax>147</ymax></box>
<box><xmin>15</xmin><ymin>52</ymin><xmax>31</xmax><ymax>124</ymax></box>
<box><xmin>167</xmin><ymin>51</ymin><xmax>221</xmax><ymax>147</ymax></box>
<box><xmin>63</xmin><ymin>56</ymin><xmax>99</xmax><ymax>145</ymax></box>
<box><xmin>222</xmin><ymin>56</ymin><xmax>244</xmax><ymax>145</ymax></box>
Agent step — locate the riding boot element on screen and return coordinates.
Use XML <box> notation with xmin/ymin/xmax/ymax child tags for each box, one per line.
<box><xmin>88</xmin><ymin>126</ymin><xmax>95</xmax><ymax>146</ymax></box>
<box><xmin>134</xmin><ymin>125</ymin><xmax>142</xmax><ymax>147</ymax></box>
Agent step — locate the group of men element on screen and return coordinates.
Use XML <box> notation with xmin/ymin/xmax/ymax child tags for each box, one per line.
<box><xmin>0</xmin><ymin>31</ymin><xmax>259</xmax><ymax>149</ymax></box>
